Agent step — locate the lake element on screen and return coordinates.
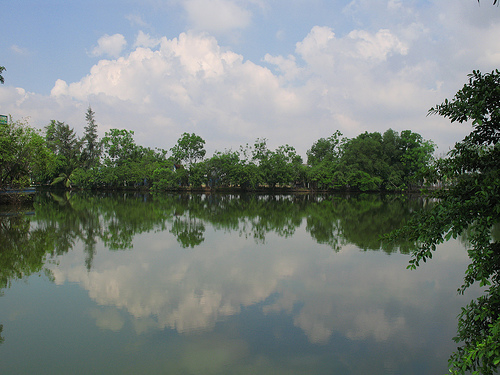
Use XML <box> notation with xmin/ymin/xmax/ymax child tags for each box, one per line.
<box><xmin>0</xmin><ymin>192</ymin><xmax>481</xmax><ymax>374</ymax></box>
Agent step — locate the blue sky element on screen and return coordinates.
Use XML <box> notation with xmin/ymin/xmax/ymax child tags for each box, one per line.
<box><xmin>1</xmin><ymin>0</ymin><xmax>499</xmax><ymax>158</ymax></box>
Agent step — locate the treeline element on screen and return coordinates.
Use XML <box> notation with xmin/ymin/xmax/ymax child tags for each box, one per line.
<box><xmin>0</xmin><ymin>107</ymin><xmax>435</xmax><ymax>192</ymax></box>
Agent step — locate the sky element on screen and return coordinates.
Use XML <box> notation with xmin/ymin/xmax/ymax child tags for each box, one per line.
<box><xmin>1</xmin><ymin>0</ymin><xmax>499</xmax><ymax>159</ymax></box>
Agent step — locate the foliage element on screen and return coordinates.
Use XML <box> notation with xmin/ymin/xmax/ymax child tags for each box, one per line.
<box><xmin>100</xmin><ymin>128</ymin><xmax>168</xmax><ymax>188</ymax></box>
<box><xmin>170</xmin><ymin>132</ymin><xmax>206</xmax><ymax>168</ymax></box>
<box><xmin>204</xmin><ymin>150</ymin><xmax>241</xmax><ymax>188</ymax></box>
<box><xmin>51</xmin><ymin>171</ymin><xmax>76</xmax><ymax>188</ymax></box>
<box><xmin>0</xmin><ymin>118</ymin><xmax>53</xmax><ymax>189</ymax></box>
<box><xmin>8</xmin><ymin>108</ymin><xmax>438</xmax><ymax>192</ymax></box>
<box><xmin>399</xmin><ymin>130</ymin><xmax>436</xmax><ymax>186</ymax></box>
<box><xmin>188</xmin><ymin>161</ymin><xmax>207</xmax><ymax>188</ymax></box>
<box><xmin>251</xmin><ymin>139</ymin><xmax>303</xmax><ymax>188</ymax></box>
<box><xmin>307</xmin><ymin>130</ymin><xmax>344</xmax><ymax>166</ymax></box>
<box><xmin>44</xmin><ymin>120</ymin><xmax>82</xmax><ymax>185</ymax></box>
<box><xmin>0</xmin><ymin>213</ymin><xmax>57</xmax><ymax>291</ymax></box>
<box><xmin>336</xmin><ymin>129</ymin><xmax>435</xmax><ymax>191</ymax></box>
<box><xmin>306</xmin><ymin>131</ymin><xmax>345</xmax><ymax>190</ymax></box>
<box><xmin>101</xmin><ymin>128</ymin><xmax>137</xmax><ymax>168</ymax></box>
<box><xmin>152</xmin><ymin>166</ymin><xmax>181</xmax><ymax>190</ymax></box>
<box><xmin>390</xmin><ymin>70</ymin><xmax>500</xmax><ymax>375</ymax></box>
<box><xmin>81</xmin><ymin>106</ymin><xmax>101</xmax><ymax>169</ymax></box>
<box><xmin>0</xmin><ymin>65</ymin><xmax>5</xmax><ymax>84</ymax></box>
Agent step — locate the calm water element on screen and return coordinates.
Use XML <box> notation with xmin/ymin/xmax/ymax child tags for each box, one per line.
<box><xmin>0</xmin><ymin>192</ymin><xmax>481</xmax><ymax>374</ymax></box>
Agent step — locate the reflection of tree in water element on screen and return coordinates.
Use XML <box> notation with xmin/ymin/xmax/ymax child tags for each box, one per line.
<box><xmin>1</xmin><ymin>192</ymin><xmax>422</xmax><ymax>285</ymax></box>
<box><xmin>306</xmin><ymin>198</ymin><xmax>345</xmax><ymax>252</ymax></box>
<box><xmin>0</xmin><ymin>191</ymin><xmax>424</xmax><ymax>350</ymax></box>
<box><xmin>0</xmin><ymin>210</ymin><xmax>60</xmax><ymax>346</ymax></box>
<box><xmin>170</xmin><ymin>215</ymin><xmax>205</xmax><ymax>248</ymax></box>
<box><xmin>34</xmin><ymin>191</ymin><xmax>174</xmax><ymax>268</ymax></box>
<box><xmin>0</xmin><ymin>213</ymin><xmax>57</xmax><ymax>291</ymax></box>
<box><xmin>334</xmin><ymin>194</ymin><xmax>423</xmax><ymax>254</ymax></box>
<box><xmin>41</xmin><ymin>192</ymin><xmax>421</xmax><ymax>257</ymax></box>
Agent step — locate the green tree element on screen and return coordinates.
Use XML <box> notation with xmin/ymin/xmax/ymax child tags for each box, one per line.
<box><xmin>45</xmin><ymin>121</ymin><xmax>81</xmax><ymax>166</ymax></box>
<box><xmin>101</xmin><ymin>128</ymin><xmax>137</xmax><ymax>167</ymax></box>
<box><xmin>235</xmin><ymin>143</ymin><xmax>261</xmax><ymax>189</ymax></box>
<box><xmin>398</xmin><ymin>130</ymin><xmax>435</xmax><ymax>188</ymax></box>
<box><xmin>45</xmin><ymin>120</ymin><xmax>82</xmax><ymax>187</ymax></box>
<box><xmin>0</xmin><ymin>65</ymin><xmax>5</xmax><ymax>84</ymax></box>
<box><xmin>82</xmin><ymin>106</ymin><xmax>101</xmax><ymax>169</ymax></box>
<box><xmin>0</xmin><ymin>118</ymin><xmax>53</xmax><ymax>189</ymax></box>
<box><xmin>99</xmin><ymin>128</ymin><xmax>169</xmax><ymax>188</ymax></box>
<box><xmin>306</xmin><ymin>130</ymin><xmax>344</xmax><ymax>166</ymax></box>
<box><xmin>339</xmin><ymin>132</ymin><xmax>388</xmax><ymax>190</ymax></box>
<box><xmin>170</xmin><ymin>132</ymin><xmax>206</xmax><ymax>169</ymax></box>
<box><xmin>269</xmin><ymin>144</ymin><xmax>303</xmax><ymax>187</ymax></box>
<box><xmin>251</xmin><ymin>139</ymin><xmax>303</xmax><ymax>188</ymax></box>
<box><xmin>381</xmin><ymin>129</ymin><xmax>405</xmax><ymax>189</ymax></box>
<box><xmin>205</xmin><ymin>150</ymin><xmax>240</xmax><ymax>188</ymax></box>
<box><xmin>390</xmin><ymin>70</ymin><xmax>500</xmax><ymax>375</ymax></box>
<box><xmin>306</xmin><ymin>131</ymin><xmax>346</xmax><ymax>190</ymax></box>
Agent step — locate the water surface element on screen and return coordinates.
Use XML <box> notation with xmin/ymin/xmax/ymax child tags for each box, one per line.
<box><xmin>0</xmin><ymin>193</ymin><xmax>480</xmax><ymax>374</ymax></box>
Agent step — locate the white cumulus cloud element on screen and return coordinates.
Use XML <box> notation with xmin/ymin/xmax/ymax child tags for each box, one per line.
<box><xmin>4</xmin><ymin>0</ymin><xmax>499</xmax><ymax>159</ymax></box>
<box><xmin>182</xmin><ymin>0</ymin><xmax>252</xmax><ymax>33</ymax></box>
<box><xmin>134</xmin><ymin>30</ymin><xmax>161</xmax><ymax>49</ymax></box>
<box><xmin>91</xmin><ymin>34</ymin><xmax>128</xmax><ymax>58</ymax></box>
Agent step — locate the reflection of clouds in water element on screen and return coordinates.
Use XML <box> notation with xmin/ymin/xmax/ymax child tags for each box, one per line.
<box><xmin>346</xmin><ymin>308</ymin><xmax>405</xmax><ymax>342</ymax></box>
<box><xmin>89</xmin><ymin>308</ymin><xmax>125</xmax><ymax>331</ymax></box>
<box><xmin>180</xmin><ymin>335</ymin><xmax>249</xmax><ymax>374</ymax></box>
<box><xmin>50</xmin><ymin>229</ymin><xmax>295</xmax><ymax>334</ymax></box>
<box><xmin>49</xmin><ymin>225</ymin><xmax>471</xmax><ymax>348</ymax></box>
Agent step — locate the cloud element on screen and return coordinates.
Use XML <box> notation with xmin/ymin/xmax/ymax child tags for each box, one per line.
<box><xmin>134</xmin><ymin>30</ymin><xmax>161</xmax><ymax>48</ymax></box>
<box><xmin>182</xmin><ymin>0</ymin><xmax>252</xmax><ymax>33</ymax></box>
<box><xmin>348</xmin><ymin>29</ymin><xmax>408</xmax><ymax>61</ymax></box>
<box><xmin>263</xmin><ymin>54</ymin><xmax>302</xmax><ymax>83</ymax></box>
<box><xmin>294</xmin><ymin>26</ymin><xmax>408</xmax><ymax>75</ymax></box>
<box><xmin>126</xmin><ymin>13</ymin><xmax>150</xmax><ymax>28</ymax></box>
<box><xmin>46</xmin><ymin>212</ymin><xmax>472</xmax><ymax>351</ymax></box>
<box><xmin>4</xmin><ymin>0</ymin><xmax>500</xmax><ymax>158</ymax></box>
<box><xmin>91</xmin><ymin>34</ymin><xmax>128</xmax><ymax>58</ymax></box>
<box><xmin>48</xmin><ymin>31</ymin><xmax>306</xmax><ymax>153</ymax></box>
<box><xmin>11</xmin><ymin>44</ymin><xmax>30</xmax><ymax>56</ymax></box>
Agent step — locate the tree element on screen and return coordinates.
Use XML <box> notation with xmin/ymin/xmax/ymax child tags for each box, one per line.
<box><xmin>82</xmin><ymin>106</ymin><xmax>101</xmax><ymax>169</ymax></box>
<box><xmin>170</xmin><ymin>132</ymin><xmax>206</xmax><ymax>169</ymax></box>
<box><xmin>398</xmin><ymin>130</ymin><xmax>435</xmax><ymax>188</ymax></box>
<box><xmin>205</xmin><ymin>150</ymin><xmax>240</xmax><ymax>188</ymax></box>
<box><xmin>44</xmin><ymin>120</ymin><xmax>82</xmax><ymax>187</ymax></box>
<box><xmin>250</xmin><ymin>139</ymin><xmax>303</xmax><ymax>188</ymax></box>
<box><xmin>266</xmin><ymin>144</ymin><xmax>303</xmax><ymax>187</ymax></box>
<box><xmin>0</xmin><ymin>118</ymin><xmax>53</xmax><ymax>189</ymax></box>
<box><xmin>390</xmin><ymin>70</ymin><xmax>500</xmax><ymax>374</ymax></box>
<box><xmin>340</xmin><ymin>131</ymin><xmax>389</xmax><ymax>190</ymax></box>
<box><xmin>45</xmin><ymin>121</ymin><xmax>81</xmax><ymax>163</ymax></box>
<box><xmin>306</xmin><ymin>130</ymin><xmax>344</xmax><ymax>166</ymax></box>
<box><xmin>101</xmin><ymin>128</ymin><xmax>137</xmax><ymax>168</ymax></box>
<box><xmin>307</xmin><ymin>131</ymin><xmax>345</xmax><ymax>190</ymax></box>
<box><xmin>0</xmin><ymin>65</ymin><xmax>5</xmax><ymax>84</ymax></box>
